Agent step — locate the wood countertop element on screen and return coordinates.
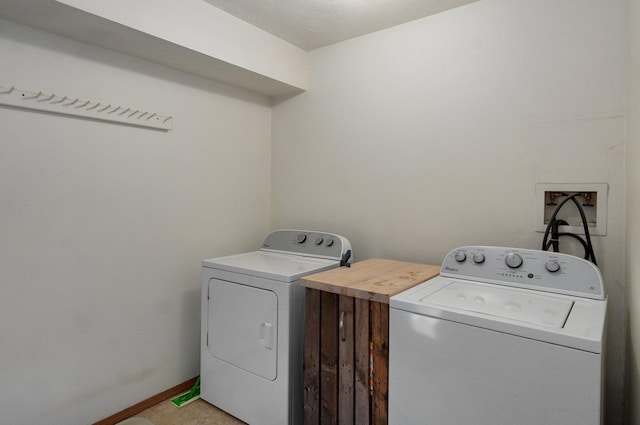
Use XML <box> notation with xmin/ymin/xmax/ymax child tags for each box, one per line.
<box><xmin>300</xmin><ymin>258</ymin><xmax>440</xmax><ymax>304</ymax></box>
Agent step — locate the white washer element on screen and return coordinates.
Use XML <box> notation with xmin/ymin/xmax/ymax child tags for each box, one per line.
<box><xmin>201</xmin><ymin>229</ymin><xmax>352</xmax><ymax>425</ymax></box>
<box><xmin>389</xmin><ymin>246</ymin><xmax>607</xmax><ymax>425</ymax></box>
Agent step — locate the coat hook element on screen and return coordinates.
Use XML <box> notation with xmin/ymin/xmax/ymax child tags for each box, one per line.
<box><xmin>1</xmin><ymin>85</ymin><xmax>170</xmax><ymax>130</ymax></box>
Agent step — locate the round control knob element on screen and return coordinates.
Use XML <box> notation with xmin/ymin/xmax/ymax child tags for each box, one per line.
<box><xmin>314</xmin><ymin>236</ymin><xmax>324</xmax><ymax>245</ymax></box>
<box><xmin>505</xmin><ymin>252</ymin><xmax>523</xmax><ymax>268</ymax></box>
<box><xmin>325</xmin><ymin>237</ymin><xmax>334</xmax><ymax>247</ymax></box>
<box><xmin>296</xmin><ymin>233</ymin><xmax>307</xmax><ymax>244</ymax></box>
<box><xmin>472</xmin><ymin>252</ymin><xmax>485</xmax><ymax>264</ymax></box>
<box><xmin>454</xmin><ymin>251</ymin><xmax>467</xmax><ymax>262</ymax></box>
<box><xmin>545</xmin><ymin>260</ymin><xmax>561</xmax><ymax>273</ymax></box>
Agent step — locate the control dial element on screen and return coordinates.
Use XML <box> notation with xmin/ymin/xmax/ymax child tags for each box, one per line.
<box><xmin>472</xmin><ymin>252</ymin><xmax>485</xmax><ymax>264</ymax></box>
<box><xmin>314</xmin><ymin>236</ymin><xmax>324</xmax><ymax>245</ymax></box>
<box><xmin>545</xmin><ymin>260</ymin><xmax>561</xmax><ymax>273</ymax></box>
<box><xmin>505</xmin><ymin>252</ymin><xmax>523</xmax><ymax>268</ymax></box>
<box><xmin>325</xmin><ymin>237</ymin><xmax>334</xmax><ymax>247</ymax></box>
<box><xmin>454</xmin><ymin>252</ymin><xmax>467</xmax><ymax>262</ymax></box>
<box><xmin>296</xmin><ymin>233</ymin><xmax>307</xmax><ymax>244</ymax></box>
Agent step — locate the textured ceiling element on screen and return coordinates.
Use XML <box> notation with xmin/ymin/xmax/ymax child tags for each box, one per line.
<box><xmin>203</xmin><ymin>0</ymin><xmax>481</xmax><ymax>51</ymax></box>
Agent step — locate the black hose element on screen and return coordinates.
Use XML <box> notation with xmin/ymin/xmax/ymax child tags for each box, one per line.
<box><xmin>541</xmin><ymin>193</ymin><xmax>597</xmax><ymax>265</ymax></box>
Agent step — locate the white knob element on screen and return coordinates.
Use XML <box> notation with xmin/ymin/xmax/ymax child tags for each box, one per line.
<box><xmin>314</xmin><ymin>236</ymin><xmax>323</xmax><ymax>245</ymax></box>
<box><xmin>545</xmin><ymin>260</ymin><xmax>561</xmax><ymax>273</ymax></box>
<box><xmin>505</xmin><ymin>253</ymin><xmax>523</xmax><ymax>268</ymax></box>
<box><xmin>454</xmin><ymin>252</ymin><xmax>467</xmax><ymax>262</ymax></box>
<box><xmin>325</xmin><ymin>237</ymin><xmax>334</xmax><ymax>247</ymax></box>
<box><xmin>472</xmin><ymin>252</ymin><xmax>485</xmax><ymax>264</ymax></box>
<box><xmin>296</xmin><ymin>233</ymin><xmax>307</xmax><ymax>244</ymax></box>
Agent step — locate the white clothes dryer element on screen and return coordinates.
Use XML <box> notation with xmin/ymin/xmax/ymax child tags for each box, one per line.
<box><xmin>201</xmin><ymin>230</ymin><xmax>352</xmax><ymax>425</ymax></box>
<box><xmin>389</xmin><ymin>246</ymin><xmax>607</xmax><ymax>425</ymax></box>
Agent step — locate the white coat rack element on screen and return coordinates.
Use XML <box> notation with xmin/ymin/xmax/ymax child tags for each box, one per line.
<box><xmin>0</xmin><ymin>84</ymin><xmax>173</xmax><ymax>131</ymax></box>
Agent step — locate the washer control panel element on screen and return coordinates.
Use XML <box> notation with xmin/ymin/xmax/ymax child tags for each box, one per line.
<box><xmin>440</xmin><ymin>246</ymin><xmax>604</xmax><ymax>300</ymax></box>
<box><xmin>261</xmin><ymin>229</ymin><xmax>352</xmax><ymax>261</ymax></box>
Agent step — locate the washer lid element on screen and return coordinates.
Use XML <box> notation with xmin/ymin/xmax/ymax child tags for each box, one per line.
<box><xmin>390</xmin><ymin>276</ymin><xmax>607</xmax><ymax>353</ymax></box>
<box><xmin>202</xmin><ymin>251</ymin><xmax>340</xmax><ymax>282</ymax></box>
<box><xmin>421</xmin><ymin>281</ymin><xmax>574</xmax><ymax>329</ymax></box>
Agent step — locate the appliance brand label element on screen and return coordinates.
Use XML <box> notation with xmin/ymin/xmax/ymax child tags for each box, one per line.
<box><xmin>444</xmin><ymin>266</ymin><xmax>459</xmax><ymax>272</ymax></box>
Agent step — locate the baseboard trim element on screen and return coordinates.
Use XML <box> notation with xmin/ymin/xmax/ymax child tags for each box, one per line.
<box><xmin>92</xmin><ymin>376</ymin><xmax>199</xmax><ymax>425</ymax></box>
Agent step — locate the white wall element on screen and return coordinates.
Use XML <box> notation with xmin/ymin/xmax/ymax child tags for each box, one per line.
<box><xmin>626</xmin><ymin>0</ymin><xmax>640</xmax><ymax>423</ymax></box>
<box><xmin>0</xmin><ymin>19</ymin><xmax>272</xmax><ymax>425</ymax></box>
<box><xmin>272</xmin><ymin>0</ymin><xmax>627</xmax><ymax>423</ymax></box>
<box><xmin>1</xmin><ymin>0</ymin><xmax>633</xmax><ymax>423</ymax></box>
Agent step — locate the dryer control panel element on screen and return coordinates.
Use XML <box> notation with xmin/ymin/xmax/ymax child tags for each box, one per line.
<box><xmin>441</xmin><ymin>246</ymin><xmax>604</xmax><ymax>300</ymax></box>
<box><xmin>261</xmin><ymin>229</ymin><xmax>352</xmax><ymax>262</ymax></box>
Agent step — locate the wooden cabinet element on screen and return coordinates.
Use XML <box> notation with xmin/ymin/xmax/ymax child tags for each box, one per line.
<box><xmin>301</xmin><ymin>259</ymin><xmax>440</xmax><ymax>425</ymax></box>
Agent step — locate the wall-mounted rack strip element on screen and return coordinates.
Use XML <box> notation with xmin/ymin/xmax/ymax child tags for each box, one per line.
<box><xmin>0</xmin><ymin>84</ymin><xmax>173</xmax><ymax>131</ymax></box>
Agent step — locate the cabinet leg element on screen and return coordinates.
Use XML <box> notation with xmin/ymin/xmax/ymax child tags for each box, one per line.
<box><xmin>370</xmin><ymin>302</ymin><xmax>389</xmax><ymax>425</ymax></box>
<box><xmin>354</xmin><ymin>299</ymin><xmax>370</xmax><ymax>425</ymax></box>
<box><xmin>304</xmin><ymin>289</ymin><xmax>321</xmax><ymax>425</ymax></box>
<box><xmin>320</xmin><ymin>292</ymin><xmax>339</xmax><ymax>425</ymax></box>
<box><xmin>339</xmin><ymin>295</ymin><xmax>355</xmax><ymax>424</ymax></box>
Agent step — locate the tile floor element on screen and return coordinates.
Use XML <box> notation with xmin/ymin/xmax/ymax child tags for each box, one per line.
<box><xmin>135</xmin><ymin>398</ymin><xmax>247</xmax><ymax>425</ymax></box>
